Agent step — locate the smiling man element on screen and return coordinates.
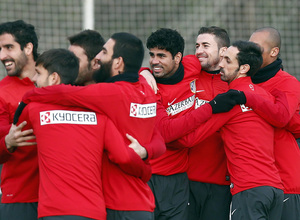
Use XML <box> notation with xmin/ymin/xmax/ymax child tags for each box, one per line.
<box><xmin>0</xmin><ymin>20</ymin><xmax>39</xmax><ymax>220</ymax></box>
<box><xmin>188</xmin><ymin>26</ymin><xmax>231</xmax><ymax>220</ymax></box>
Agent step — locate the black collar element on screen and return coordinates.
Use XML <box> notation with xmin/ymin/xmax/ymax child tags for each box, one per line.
<box><xmin>105</xmin><ymin>71</ymin><xmax>139</xmax><ymax>83</ymax></box>
<box><xmin>155</xmin><ymin>63</ymin><xmax>184</xmax><ymax>85</ymax></box>
<box><xmin>206</xmin><ymin>69</ymin><xmax>221</xmax><ymax>74</ymax></box>
<box><xmin>251</xmin><ymin>58</ymin><xmax>282</xmax><ymax>84</ymax></box>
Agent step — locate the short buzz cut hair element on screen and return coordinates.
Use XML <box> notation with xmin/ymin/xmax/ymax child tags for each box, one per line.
<box><xmin>198</xmin><ymin>26</ymin><xmax>230</xmax><ymax>49</ymax></box>
<box><xmin>68</xmin><ymin>29</ymin><xmax>105</xmax><ymax>61</ymax></box>
<box><xmin>110</xmin><ymin>32</ymin><xmax>144</xmax><ymax>73</ymax></box>
<box><xmin>36</xmin><ymin>48</ymin><xmax>79</xmax><ymax>85</ymax></box>
<box><xmin>0</xmin><ymin>20</ymin><xmax>39</xmax><ymax>60</ymax></box>
<box><xmin>252</xmin><ymin>27</ymin><xmax>281</xmax><ymax>50</ymax></box>
<box><xmin>146</xmin><ymin>28</ymin><xmax>185</xmax><ymax>58</ymax></box>
<box><xmin>232</xmin><ymin>40</ymin><xmax>263</xmax><ymax>77</ymax></box>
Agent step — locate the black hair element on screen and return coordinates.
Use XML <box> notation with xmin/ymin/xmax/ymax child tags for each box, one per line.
<box><xmin>68</xmin><ymin>29</ymin><xmax>105</xmax><ymax>61</ymax></box>
<box><xmin>36</xmin><ymin>49</ymin><xmax>79</xmax><ymax>85</ymax></box>
<box><xmin>198</xmin><ymin>26</ymin><xmax>230</xmax><ymax>49</ymax></box>
<box><xmin>0</xmin><ymin>20</ymin><xmax>39</xmax><ymax>61</ymax></box>
<box><xmin>232</xmin><ymin>40</ymin><xmax>263</xmax><ymax>77</ymax></box>
<box><xmin>146</xmin><ymin>28</ymin><xmax>184</xmax><ymax>58</ymax></box>
<box><xmin>110</xmin><ymin>32</ymin><xmax>144</xmax><ymax>73</ymax></box>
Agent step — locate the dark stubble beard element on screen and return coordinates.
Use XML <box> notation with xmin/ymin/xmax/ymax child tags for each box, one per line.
<box><xmin>7</xmin><ymin>51</ymin><xmax>28</xmax><ymax>77</ymax></box>
<box><xmin>93</xmin><ymin>59</ymin><xmax>113</xmax><ymax>83</ymax></box>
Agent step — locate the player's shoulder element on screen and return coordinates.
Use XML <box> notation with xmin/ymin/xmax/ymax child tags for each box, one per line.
<box><xmin>182</xmin><ymin>55</ymin><xmax>201</xmax><ymax>78</ymax></box>
<box><xmin>278</xmin><ymin>69</ymin><xmax>298</xmax><ymax>79</ymax></box>
<box><xmin>182</xmin><ymin>54</ymin><xmax>200</xmax><ymax>66</ymax></box>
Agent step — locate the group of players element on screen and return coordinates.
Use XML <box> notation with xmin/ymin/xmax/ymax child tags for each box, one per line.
<box><xmin>0</xmin><ymin>19</ymin><xmax>299</xmax><ymax>220</ymax></box>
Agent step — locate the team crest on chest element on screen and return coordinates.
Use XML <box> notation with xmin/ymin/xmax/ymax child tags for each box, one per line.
<box><xmin>190</xmin><ymin>79</ymin><xmax>196</xmax><ymax>93</ymax></box>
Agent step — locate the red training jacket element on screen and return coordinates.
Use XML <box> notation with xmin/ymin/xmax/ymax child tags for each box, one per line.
<box><xmin>22</xmin><ymin>76</ymin><xmax>165</xmax><ymax>211</ymax></box>
<box><xmin>169</xmin><ymin>77</ymin><xmax>284</xmax><ymax>195</ymax></box>
<box><xmin>0</xmin><ymin>76</ymin><xmax>37</xmax><ymax>203</ymax></box>
<box><xmin>17</xmin><ymin>102</ymin><xmax>151</xmax><ymax>219</ymax></box>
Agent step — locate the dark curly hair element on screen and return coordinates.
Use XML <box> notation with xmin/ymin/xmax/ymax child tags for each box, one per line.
<box><xmin>146</xmin><ymin>28</ymin><xmax>184</xmax><ymax>58</ymax></box>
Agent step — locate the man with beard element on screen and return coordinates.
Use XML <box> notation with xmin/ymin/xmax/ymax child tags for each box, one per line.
<box><xmin>0</xmin><ymin>20</ymin><xmax>39</xmax><ymax>220</ymax></box>
<box><xmin>249</xmin><ymin>27</ymin><xmax>300</xmax><ymax>220</ymax></box>
<box><xmin>19</xmin><ymin>32</ymin><xmax>166</xmax><ymax>220</ymax></box>
<box><xmin>67</xmin><ymin>29</ymin><xmax>105</xmax><ymax>86</ymax></box>
<box><xmin>188</xmin><ymin>26</ymin><xmax>231</xmax><ymax>220</ymax></box>
<box><xmin>170</xmin><ymin>41</ymin><xmax>285</xmax><ymax>220</ymax></box>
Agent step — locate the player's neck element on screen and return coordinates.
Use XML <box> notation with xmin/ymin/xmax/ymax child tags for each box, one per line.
<box><xmin>19</xmin><ymin>59</ymin><xmax>36</xmax><ymax>80</ymax></box>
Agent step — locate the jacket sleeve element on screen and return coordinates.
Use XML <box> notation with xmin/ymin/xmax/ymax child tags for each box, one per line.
<box><xmin>22</xmin><ymin>84</ymin><xmax>122</xmax><ymax>114</ymax></box>
<box><xmin>285</xmin><ymin>112</ymin><xmax>300</xmax><ymax>139</ymax></box>
<box><xmin>156</xmin><ymin>96</ymin><xmax>213</xmax><ymax>143</ymax></box>
<box><xmin>142</xmin><ymin>128</ymin><xmax>166</xmax><ymax>160</ymax></box>
<box><xmin>167</xmin><ymin>110</ymin><xmax>229</xmax><ymax>148</ymax></box>
<box><xmin>245</xmin><ymin>89</ymin><xmax>290</xmax><ymax>127</ymax></box>
<box><xmin>0</xmin><ymin>104</ymin><xmax>33</xmax><ymax>164</ymax></box>
<box><xmin>0</xmin><ymin>97</ymin><xmax>13</xmax><ymax>164</ymax></box>
<box><xmin>104</xmin><ymin>117</ymin><xmax>152</xmax><ymax>183</ymax></box>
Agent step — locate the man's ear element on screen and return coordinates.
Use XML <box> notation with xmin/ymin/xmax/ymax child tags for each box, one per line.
<box><xmin>174</xmin><ymin>52</ymin><xmax>182</xmax><ymax>64</ymax></box>
<box><xmin>219</xmin><ymin>47</ymin><xmax>227</xmax><ymax>57</ymax></box>
<box><xmin>91</xmin><ymin>58</ymin><xmax>101</xmax><ymax>71</ymax></box>
<box><xmin>24</xmin><ymin>42</ymin><xmax>33</xmax><ymax>56</ymax></box>
<box><xmin>270</xmin><ymin>47</ymin><xmax>279</xmax><ymax>58</ymax></box>
<box><xmin>239</xmin><ymin>64</ymin><xmax>250</xmax><ymax>75</ymax></box>
<box><xmin>113</xmin><ymin>57</ymin><xmax>125</xmax><ymax>74</ymax></box>
<box><xmin>49</xmin><ymin>72</ymin><xmax>61</xmax><ymax>85</ymax></box>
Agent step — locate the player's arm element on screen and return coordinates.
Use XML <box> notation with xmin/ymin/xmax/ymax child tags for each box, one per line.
<box><xmin>0</xmin><ymin>98</ymin><xmax>18</xmax><ymax>163</ymax></box>
<box><xmin>139</xmin><ymin>69</ymin><xmax>158</xmax><ymax>94</ymax></box>
<box><xmin>6</xmin><ymin>103</ymin><xmax>36</xmax><ymax>151</ymax></box>
<box><xmin>0</xmin><ymin>103</ymin><xmax>36</xmax><ymax>163</ymax></box>
<box><xmin>241</xmin><ymin>89</ymin><xmax>290</xmax><ymax>127</ymax></box>
<box><xmin>137</xmin><ymin>128</ymin><xmax>166</xmax><ymax>160</ymax></box>
<box><xmin>167</xmin><ymin>108</ymin><xmax>232</xmax><ymax>148</ymax></box>
<box><xmin>156</xmin><ymin>91</ymin><xmax>238</xmax><ymax>143</ymax></box>
<box><xmin>22</xmin><ymin>83</ymin><xmax>122</xmax><ymax>114</ymax></box>
<box><xmin>104</xmin><ymin>118</ymin><xmax>152</xmax><ymax>183</ymax></box>
<box><xmin>285</xmin><ymin>112</ymin><xmax>300</xmax><ymax>139</ymax></box>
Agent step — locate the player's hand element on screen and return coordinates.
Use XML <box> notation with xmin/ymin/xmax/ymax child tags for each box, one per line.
<box><xmin>140</xmin><ymin>70</ymin><xmax>158</xmax><ymax>94</ymax></box>
<box><xmin>5</xmin><ymin>121</ymin><xmax>36</xmax><ymax>153</ymax></box>
<box><xmin>209</xmin><ymin>89</ymin><xmax>245</xmax><ymax>113</ymax></box>
<box><xmin>127</xmin><ymin>133</ymin><xmax>148</xmax><ymax>159</ymax></box>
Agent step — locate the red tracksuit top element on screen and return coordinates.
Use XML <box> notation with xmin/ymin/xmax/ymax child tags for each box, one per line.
<box><xmin>254</xmin><ymin>69</ymin><xmax>300</xmax><ymax>194</ymax></box>
<box><xmin>22</xmin><ymin>75</ymin><xmax>163</xmax><ymax>211</ymax></box>
<box><xmin>0</xmin><ymin>76</ymin><xmax>37</xmax><ymax>203</ymax></box>
<box><xmin>285</xmin><ymin>113</ymin><xmax>300</xmax><ymax>139</ymax></box>
<box><xmin>16</xmin><ymin>102</ymin><xmax>151</xmax><ymax>219</ymax></box>
<box><xmin>150</xmin><ymin>55</ymin><xmax>204</xmax><ymax>175</ymax></box>
<box><xmin>169</xmin><ymin>77</ymin><xmax>284</xmax><ymax>195</ymax></box>
<box><xmin>188</xmin><ymin>70</ymin><xmax>230</xmax><ymax>185</ymax></box>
